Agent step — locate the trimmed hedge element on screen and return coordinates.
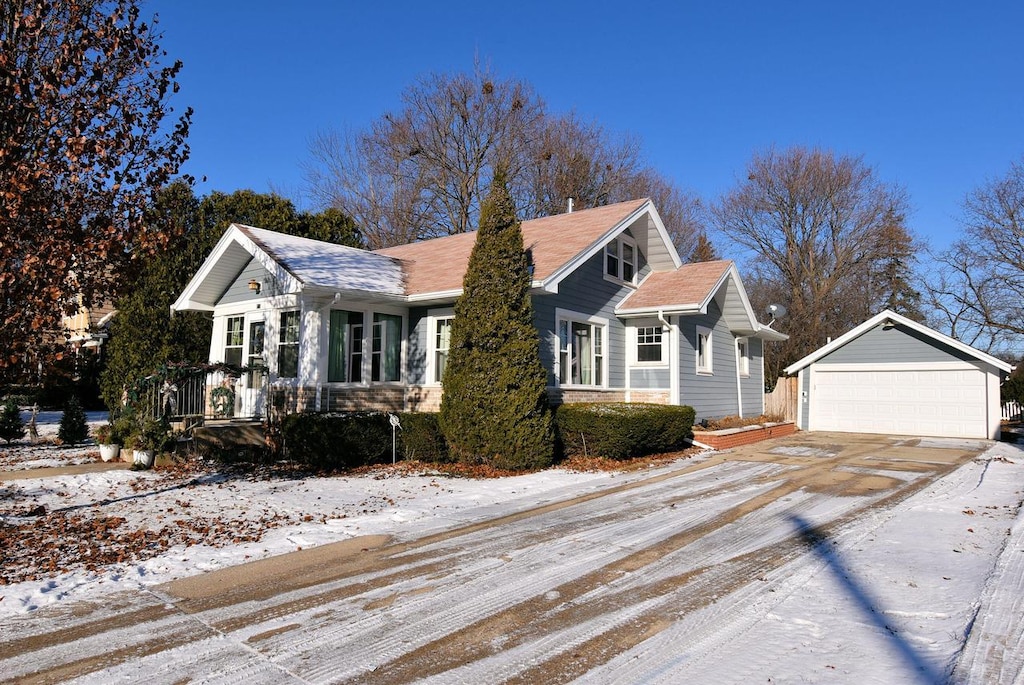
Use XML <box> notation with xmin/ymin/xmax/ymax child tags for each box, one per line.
<box><xmin>555</xmin><ymin>403</ymin><xmax>696</xmax><ymax>461</ymax></box>
<box><xmin>280</xmin><ymin>411</ymin><xmax>448</xmax><ymax>469</ymax></box>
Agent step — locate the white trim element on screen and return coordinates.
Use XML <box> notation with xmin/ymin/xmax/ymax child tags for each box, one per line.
<box><xmin>696</xmin><ymin>325</ymin><xmax>713</xmax><ymax>375</ymax></box>
<box><xmin>542</xmin><ymin>201</ymin><xmax>682</xmax><ymax>292</ymax></box>
<box><xmin>669</xmin><ymin>315</ymin><xmax>680</xmax><ymax>405</ymax></box>
<box><xmin>783</xmin><ymin>309</ymin><xmax>1012</xmax><ymax>375</ymax></box>
<box><xmin>425</xmin><ymin>307</ymin><xmax>455</xmax><ymax>386</ymax></box>
<box><xmin>628</xmin><ymin>320</ymin><xmax>669</xmax><ymax>368</ymax></box>
<box><xmin>554</xmin><ymin>308</ymin><xmax>609</xmax><ymax>389</ymax></box>
<box><xmin>811</xmin><ymin>361</ymin><xmax>984</xmax><ymax>372</ymax></box>
<box><xmin>736</xmin><ymin>337</ymin><xmax>750</xmax><ymax>377</ymax></box>
<box><xmin>734</xmin><ymin>337</ymin><xmax>744</xmax><ymax>418</ymax></box>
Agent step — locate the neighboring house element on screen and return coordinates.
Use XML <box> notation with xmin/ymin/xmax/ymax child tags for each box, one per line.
<box><xmin>784</xmin><ymin>310</ymin><xmax>1012</xmax><ymax>440</ymax></box>
<box><xmin>62</xmin><ymin>297</ymin><xmax>116</xmax><ymax>351</ymax></box>
<box><xmin>172</xmin><ymin>199</ymin><xmax>786</xmax><ymax>421</ymax></box>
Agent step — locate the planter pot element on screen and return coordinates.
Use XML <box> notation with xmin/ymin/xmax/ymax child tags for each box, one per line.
<box><xmin>132</xmin><ymin>449</ymin><xmax>156</xmax><ymax>468</ymax></box>
<box><xmin>99</xmin><ymin>443</ymin><xmax>121</xmax><ymax>462</ymax></box>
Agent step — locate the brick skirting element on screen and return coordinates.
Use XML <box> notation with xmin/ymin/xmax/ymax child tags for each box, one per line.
<box><xmin>692</xmin><ymin>421</ymin><xmax>797</xmax><ymax>450</ymax></box>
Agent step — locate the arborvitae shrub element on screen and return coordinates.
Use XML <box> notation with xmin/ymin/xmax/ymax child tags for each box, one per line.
<box><xmin>439</xmin><ymin>172</ymin><xmax>553</xmax><ymax>471</ymax></box>
<box><xmin>555</xmin><ymin>403</ymin><xmax>696</xmax><ymax>460</ymax></box>
<box><xmin>0</xmin><ymin>399</ymin><xmax>26</xmax><ymax>444</ymax></box>
<box><xmin>398</xmin><ymin>412</ymin><xmax>449</xmax><ymax>463</ymax></box>
<box><xmin>58</xmin><ymin>396</ymin><xmax>90</xmax><ymax>445</ymax></box>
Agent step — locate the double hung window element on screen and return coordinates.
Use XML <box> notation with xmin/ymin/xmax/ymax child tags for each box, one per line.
<box><xmin>636</xmin><ymin>326</ymin><xmax>664</xmax><ymax>363</ymax></box>
<box><xmin>737</xmin><ymin>338</ymin><xmax>750</xmax><ymax>377</ymax></box>
<box><xmin>224</xmin><ymin>316</ymin><xmax>244</xmax><ymax>366</ymax></box>
<box><xmin>433</xmin><ymin>317</ymin><xmax>453</xmax><ymax>383</ymax></box>
<box><xmin>278</xmin><ymin>310</ymin><xmax>300</xmax><ymax>378</ymax></box>
<box><xmin>696</xmin><ymin>326</ymin><xmax>713</xmax><ymax>374</ymax></box>
<box><xmin>605</xmin><ymin>237</ymin><xmax>637</xmax><ymax>283</ymax></box>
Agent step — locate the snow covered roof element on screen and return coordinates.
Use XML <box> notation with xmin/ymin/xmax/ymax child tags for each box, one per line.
<box><xmin>171</xmin><ymin>224</ymin><xmax>404</xmax><ymax>312</ymax></box>
<box><xmin>238</xmin><ymin>225</ymin><xmax>405</xmax><ymax>296</ymax></box>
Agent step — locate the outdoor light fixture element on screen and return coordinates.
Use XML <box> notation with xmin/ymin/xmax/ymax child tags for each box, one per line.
<box><xmin>248</xmin><ymin>279</ymin><xmax>261</xmax><ymax>294</ymax></box>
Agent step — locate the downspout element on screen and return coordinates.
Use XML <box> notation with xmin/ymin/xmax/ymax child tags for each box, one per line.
<box><xmin>658</xmin><ymin>310</ymin><xmax>680</xmax><ymax>405</ymax></box>
<box><xmin>735</xmin><ymin>338</ymin><xmax>743</xmax><ymax>418</ymax></box>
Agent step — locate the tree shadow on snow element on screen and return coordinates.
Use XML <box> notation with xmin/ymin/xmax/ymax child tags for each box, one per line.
<box><xmin>789</xmin><ymin>514</ymin><xmax>948</xmax><ymax>685</ymax></box>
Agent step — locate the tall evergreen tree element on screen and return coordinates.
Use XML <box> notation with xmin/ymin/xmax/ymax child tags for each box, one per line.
<box><xmin>439</xmin><ymin>172</ymin><xmax>554</xmax><ymax>470</ymax></box>
<box><xmin>688</xmin><ymin>232</ymin><xmax>720</xmax><ymax>263</ymax></box>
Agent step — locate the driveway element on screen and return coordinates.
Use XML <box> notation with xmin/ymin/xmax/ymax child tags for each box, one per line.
<box><xmin>0</xmin><ymin>432</ymin><xmax>1009</xmax><ymax>683</ymax></box>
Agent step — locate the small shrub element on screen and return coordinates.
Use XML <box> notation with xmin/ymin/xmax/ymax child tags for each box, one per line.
<box><xmin>0</xmin><ymin>399</ymin><xmax>26</xmax><ymax>444</ymax></box>
<box><xmin>555</xmin><ymin>403</ymin><xmax>696</xmax><ymax>461</ymax></box>
<box><xmin>58</xmin><ymin>397</ymin><xmax>89</xmax><ymax>445</ymax></box>
<box><xmin>398</xmin><ymin>412</ymin><xmax>449</xmax><ymax>463</ymax></box>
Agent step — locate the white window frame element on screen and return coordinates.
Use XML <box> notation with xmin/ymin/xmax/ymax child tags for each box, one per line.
<box><xmin>736</xmin><ymin>337</ymin><xmax>750</xmax><ymax>377</ymax></box>
<box><xmin>696</xmin><ymin>325</ymin><xmax>713</xmax><ymax>375</ymax></box>
<box><xmin>603</xmin><ymin>235</ymin><xmax>638</xmax><ymax>285</ymax></box>
<box><xmin>555</xmin><ymin>308</ymin><xmax>608</xmax><ymax>388</ymax></box>
<box><xmin>224</xmin><ymin>315</ymin><xmax>245</xmax><ymax>367</ymax></box>
<box><xmin>632</xmin><ymin>323</ymin><xmax>668</xmax><ymax>367</ymax></box>
<box><xmin>277</xmin><ymin>310</ymin><xmax>300</xmax><ymax>379</ymax></box>
<box><xmin>426</xmin><ymin>308</ymin><xmax>455</xmax><ymax>385</ymax></box>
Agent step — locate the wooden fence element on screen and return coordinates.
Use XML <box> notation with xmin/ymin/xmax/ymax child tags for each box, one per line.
<box><xmin>1004</xmin><ymin>401</ymin><xmax>1022</xmax><ymax>422</ymax></box>
<box><xmin>764</xmin><ymin>376</ymin><xmax>798</xmax><ymax>422</ymax></box>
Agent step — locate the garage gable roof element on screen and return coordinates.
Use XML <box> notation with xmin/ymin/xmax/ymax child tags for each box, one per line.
<box><xmin>784</xmin><ymin>310</ymin><xmax>1013</xmax><ymax>375</ymax></box>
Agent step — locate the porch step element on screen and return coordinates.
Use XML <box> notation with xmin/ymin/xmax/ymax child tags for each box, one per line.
<box><xmin>193</xmin><ymin>421</ymin><xmax>266</xmax><ymax>454</ymax></box>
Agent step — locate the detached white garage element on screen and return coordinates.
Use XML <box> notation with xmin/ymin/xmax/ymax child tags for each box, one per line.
<box><xmin>785</xmin><ymin>310</ymin><xmax>1011</xmax><ymax>440</ymax></box>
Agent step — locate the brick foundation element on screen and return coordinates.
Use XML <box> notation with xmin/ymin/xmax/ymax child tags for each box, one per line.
<box><xmin>692</xmin><ymin>422</ymin><xmax>797</xmax><ymax>450</ymax></box>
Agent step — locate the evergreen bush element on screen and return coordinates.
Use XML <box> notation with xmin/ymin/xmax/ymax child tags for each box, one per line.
<box><xmin>1002</xmin><ymin>362</ymin><xmax>1024</xmax><ymax>408</ymax></box>
<box><xmin>280</xmin><ymin>413</ymin><xmax>392</xmax><ymax>470</ymax></box>
<box><xmin>555</xmin><ymin>403</ymin><xmax>696</xmax><ymax>460</ymax></box>
<box><xmin>439</xmin><ymin>172</ymin><xmax>553</xmax><ymax>471</ymax></box>
<box><xmin>398</xmin><ymin>412</ymin><xmax>449</xmax><ymax>463</ymax></box>
<box><xmin>0</xmin><ymin>399</ymin><xmax>26</xmax><ymax>444</ymax></box>
<box><xmin>58</xmin><ymin>396</ymin><xmax>90</xmax><ymax>445</ymax></box>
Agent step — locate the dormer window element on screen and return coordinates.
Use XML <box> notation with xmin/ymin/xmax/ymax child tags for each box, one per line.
<box><xmin>605</xmin><ymin>236</ymin><xmax>637</xmax><ymax>283</ymax></box>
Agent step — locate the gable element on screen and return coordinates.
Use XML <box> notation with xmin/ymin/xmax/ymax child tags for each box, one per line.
<box><xmin>816</xmin><ymin>322</ymin><xmax>978</xmax><ymax>365</ymax></box>
<box><xmin>784</xmin><ymin>310</ymin><xmax>1012</xmax><ymax>375</ymax></box>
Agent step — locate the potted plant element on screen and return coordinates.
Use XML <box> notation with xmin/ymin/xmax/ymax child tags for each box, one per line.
<box><xmin>131</xmin><ymin>417</ymin><xmax>171</xmax><ymax>469</ymax></box>
<box><xmin>94</xmin><ymin>423</ymin><xmax>122</xmax><ymax>462</ymax></box>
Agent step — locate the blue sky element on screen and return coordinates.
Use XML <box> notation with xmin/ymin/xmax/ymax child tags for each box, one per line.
<box><xmin>149</xmin><ymin>0</ymin><xmax>1023</xmax><ymax>251</ymax></box>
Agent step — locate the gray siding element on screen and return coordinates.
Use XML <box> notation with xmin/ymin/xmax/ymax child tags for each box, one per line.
<box><xmin>217</xmin><ymin>258</ymin><xmax>274</xmax><ymax>305</ymax></box>
<box><xmin>678</xmin><ymin>300</ymin><xmax>741</xmax><ymax>420</ymax></box>
<box><xmin>740</xmin><ymin>336</ymin><xmax>764</xmax><ymax>417</ymax></box>
<box><xmin>630</xmin><ymin>367</ymin><xmax>670</xmax><ymax>389</ymax></box>
<box><xmin>818</xmin><ymin>322</ymin><xmax>975</xmax><ymax>364</ymax></box>
<box><xmin>532</xmin><ymin>249</ymin><xmax>635</xmax><ymax>387</ymax></box>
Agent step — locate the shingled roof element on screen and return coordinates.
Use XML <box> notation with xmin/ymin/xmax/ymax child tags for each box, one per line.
<box><xmin>375</xmin><ymin>198</ymin><xmax>654</xmax><ymax>297</ymax></box>
<box><xmin>617</xmin><ymin>260</ymin><xmax>733</xmax><ymax>313</ymax></box>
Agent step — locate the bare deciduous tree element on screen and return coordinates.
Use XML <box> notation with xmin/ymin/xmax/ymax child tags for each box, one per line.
<box><xmin>714</xmin><ymin>146</ymin><xmax>912</xmax><ymax>378</ymax></box>
<box><xmin>306</xmin><ymin>67</ymin><xmax>543</xmax><ymax>247</ymax></box>
<box><xmin>305</xmin><ymin>67</ymin><xmax>704</xmax><ymax>252</ymax></box>
<box><xmin>928</xmin><ymin>156</ymin><xmax>1024</xmax><ymax>355</ymax></box>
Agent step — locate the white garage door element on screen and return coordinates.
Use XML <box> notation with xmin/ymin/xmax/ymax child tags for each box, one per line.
<box><xmin>810</xmin><ymin>366</ymin><xmax>989</xmax><ymax>438</ymax></box>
